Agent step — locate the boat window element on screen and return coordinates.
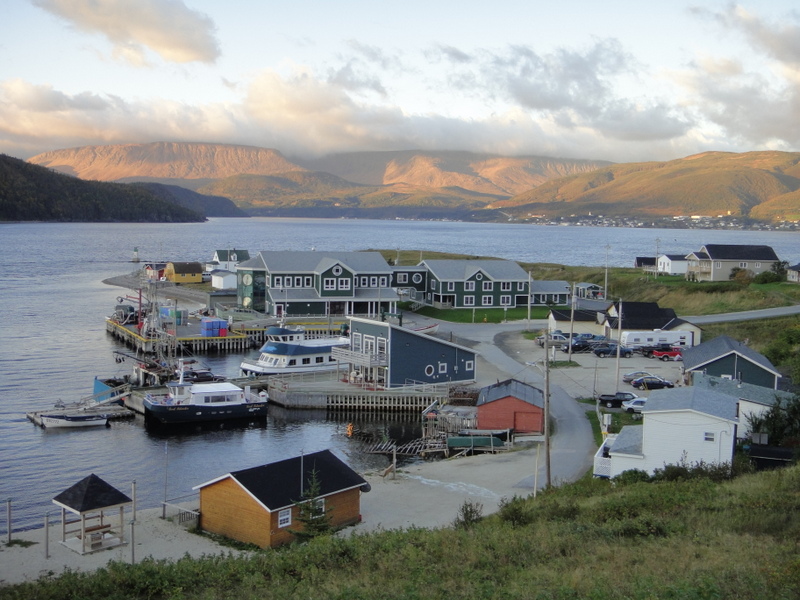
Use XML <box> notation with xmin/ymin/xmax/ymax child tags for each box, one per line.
<box><xmin>288</xmin><ymin>359</ymin><xmax>296</xmax><ymax>366</ymax></box>
<box><xmin>302</xmin><ymin>358</ymin><xmax>311</xmax><ymax>365</ymax></box>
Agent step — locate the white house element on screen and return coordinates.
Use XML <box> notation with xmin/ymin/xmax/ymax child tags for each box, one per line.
<box><xmin>594</xmin><ymin>387</ymin><xmax>738</xmax><ymax>478</ymax></box>
<box><xmin>208</xmin><ymin>249</ymin><xmax>251</xmax><ymax>273</ymax></box>
<box><xmin>657</xmin><ymin>254</ymin><xmax>688</xmax><ymax>276</ymax></box>
<box><xmin>788</xmin><ymin>264</ymin><xmax>800</xmax><ymax>284</ymax></box>
<box><xmin>210</xmin><ymin>269</ymin><xmax>237</xmax><ymax>290</ymax></box>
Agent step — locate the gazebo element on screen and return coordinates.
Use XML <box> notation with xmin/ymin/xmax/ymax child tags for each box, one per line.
<box><xmin>52</xmin><ymin>473</ymin><xmax>132</xmax><ymax>554</ymax></box>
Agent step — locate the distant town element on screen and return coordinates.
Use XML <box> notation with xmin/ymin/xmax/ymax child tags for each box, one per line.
<box><xmin>511</xmin><ymin>214</ymin><xmax>800</xmax><ymax>231</ymax></box>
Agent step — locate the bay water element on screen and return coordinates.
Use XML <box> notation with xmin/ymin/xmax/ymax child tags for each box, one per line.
<box><xmin>0</xmin><ymin>218</ymin><xmax>797</xmax><ymax>534</ymax></box>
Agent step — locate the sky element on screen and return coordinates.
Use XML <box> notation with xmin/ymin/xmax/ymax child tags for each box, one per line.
<box><xmin>2</xmin><ymin>0</ymin><xmax>800</xmax><ymax>163</ymax></box>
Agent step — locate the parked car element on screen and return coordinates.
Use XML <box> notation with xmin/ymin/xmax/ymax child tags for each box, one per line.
<box><xmin>622</xmin><ymin>398</ymin><xmax>648</xmax><ymax>413</ymax></box>
<box><xmin>180</xmin><ymin>370</ymin><xmax>226</xmax><ymax>383</ymax></box>
<box><xmin>622</xmin><ymin>370</ymin><xmax>655</xmax><ymax>383</ymax></box>
<box><xmin>635</xmin><ymin>343</ymin><xmax>675</xmax><ymax>358</ymax></box>
<box><xmin>536</xmin><ymin>332</ymin><xmax>571</xmax><ymax>348</ymax></box>
<box><xmin>562</xmin><ymin>338</ymin><xmax>601</xmax><ymax>353</ymax></box>
<box><xmin>593</xmin><ymin>344</ymin><xmax>634</xmax><ymax>358</ymax></box>
<box><xmin>631</xmin><ymin>376</ymin><xmax>675</xmax><ymax>390</ymax></box>
<box><xmin>597</xmin><ymin>391</ymin><xmax>639</xmax><ymax>408</ymax></box>
<box><xmin>651</xmin><ymin>347</ymin><xmax>683</xmax><ymax>361</ymax></box>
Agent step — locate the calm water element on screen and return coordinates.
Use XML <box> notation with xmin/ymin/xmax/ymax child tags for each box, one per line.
<box><xmin>0</xmin><ymin>218</ymin><xmax>797</xmax><ymax>533</ymax></box>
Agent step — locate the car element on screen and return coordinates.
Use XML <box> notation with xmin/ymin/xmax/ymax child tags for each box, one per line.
<box><xmin>536</xmin><ymin>332</ymin><xmax>571</xmax><ymax>348</ymax></box>
<box><xmin>597</xmin><ymin>391</ymin><xmax>639</xmax><ymax>408</ymax></box>
<box><xmin>593</xmin><ymin>344</ymin><xmax>634</xmax><ymax>358</ymax></box>
<box><xmin>636</xmin><ymin>343</ymin><xmax>675</xmax><ymax>358</ymax></box>
<box><xmin>622</xmin><ymin>398</ymin><xmax>647</xmax><ymax>413</ymax></box>
<box><xmin>180</xmin><ymin>370</ymin><xmax>226</xmax><ymax>383</ymax></box>
<box><xmin>622</xmin><ymin>370</ymin><xmax>655</xmax><ymax>383</ymax></box>
<box><xmin>562</xmin><ymin>338</ymin><xmax>597</xmax><ymax>353</ymax></box>
<box><xmin>651</xmin><ymin>348</ymin><xmax>683</xmax><ymax>361</ymax></box>
<box><xmin>631</xmin><ymin>376</ymin><xmax>675</xmax><ymax>390</ymax></box>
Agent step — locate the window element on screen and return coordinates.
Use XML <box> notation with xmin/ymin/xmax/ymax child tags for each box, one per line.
<box><xmin>338</xmin><ymin>278</ymin><xmax>351</xmax><ymax>290</ymax></box>
<box><xmin>295</xmin><ymin>276</ymin><xmax>302</xmax><ymax>287</ymax></box>
<box><xmin>482</xmin><ymin>295</ymin><xmax>493</xmax><ymax>306</ymax></box>
<box><xmin>398</xmin><ymin>273</ymin><xmax>408</xmax><ymax>284</ymax></box>
<box><xmin>755</xmin><ymin>262</ymin><xmax>762</xmax><ymax>268</ymax></box>
<box><xmin>715</xmin><ymin>261</ymin><xmax>722</xmax><ymax>268</ymax></box>
<box><xmin>501</xmin><ymin>282</ymin><xmax>512</xmax><ymax>291</ymax></box>
<box><xmin>465</xmin><ymin>360</ymin><xmax>474</xmax><ymax>371</ymax></box>
<box><xmin>447</xmin><ymin>281</ymin><xmax>455</xmax><ymax>292</ymax></box>
<box><xmin>370</xmin><ymin>276</ymin><xmax>378</xmax><ymax>287</ymax></box>
<box><xmin>704</xmin><ymin>432</ymin><xmax>715</xmax><ymax>442</ymax></box>
<box><xmin>288</xmin><ymin>359</ymin><xmax>296</xmax><ymax>366</ymax></box>
<box><xmin>278</xmin><ymin>508</ymin><xmax>292</xmax><ymax>528</ymax></box>
<box><xmin>324</xmin><ymin>278</ymin><xmax>336</xmax><ymax>290</ymax></box>
<box><xmin>380</xmin><ymin>276</ymin><xmax>387</xmax><ymax>287</ymax></box>
<box><xmin>431</xmin><ymin>280</ymin><xmax>437</xmax><ymax>289</ymax></box>
<box><xmin>332</xmin><ymin>265</ymin><xmax>343</xmax><ymax>275</ymax></box>
<box><xmin>517</xmin><ymin>282</ymin><xmax>526</xmax><ymax>291</ymax></box>
<box><xmin>412</xmin><ymin>273</ymin><xmax>423</xmax><ymax>284</ymax></box>
<box><xmin>315</xmin><ymin>356</ymin><xmax>324</xmax><ymax>363</ymax></box>
<box><xmin>464</xmin><ymin>295</ymin><xmax>475</xmax><ymax>306</ymax></box>
<box><xmin>424</xmin><ymin>365</ymin><xmax>435</xmax><ymax>376</ymax></box>
<box><xmin>438</xmin><ymin>363</ymin><xmax>447</xmax><ymax>374</ymax></box>
<box><xmin>302</xmin><ymin>358</ymin><xmax>311</xmax><ymax>365</ymax></box>
<box><xmin>304</xmin><ymin>276</ymin><xmax>312</xmax><ymax>287</ymax></box>
<box><xmin>464</xmin><ymin>281</ymin><xmax>475</xmax><ymax>291</ymax></box>
<box><xmin>739</xmin><ymin>262</ymin><xmax>747</xmax><ymax>268</ymax></box>
<box><xmin>482</xmin><ymin>281</ymin><xmax>493</xmax><ymax>291</ymax></box>
<box><xmin>500</xmin><ymin>295</ymin><xmax>511</xmax><ymax>305</ymax></box>
<box><xmin>274</xmin><ymin>276</ymin><xmax>282</xmax><ymax>287</ymax></box>
<box><xmin>352</xmin><ymin>332</ymin><xmax>362</xmax><ymax>352</ymax></box>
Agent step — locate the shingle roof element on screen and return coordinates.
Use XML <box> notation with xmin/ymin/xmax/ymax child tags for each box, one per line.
<box><xmin>634</xmin><ymin>257</ymin><xmax>656</xmax><ymax>267</ymax></box>
<box><xmin>700</xmin><ymin>244</ymin><xmax>779</xmax><ymax>261</ymax></box>
<box><xmin>550</xmin><ymin>308</ymin><xmax>599</xmax><ymax>323</ymax></box>
<box><xmin>195</xmin><ymin>450</ymin><xmax>367</xmax><ymax>512</ymax></box>
<box><xmin>52</xmin><ymin>474</ymin><xmax>132</xmax><ymax>513</ymax></box>
<box><xmin>609</xmin><ymin>426</ymin><xmax>643</xmax><ymax>456</ymax></box>
<box><xmin>681</xmin><ymin>335</ymin><xmax>780</xmax><ymax>376</ymax></box>
<box><xmin>531</xmin><ymin>280</ymin><xmax>570</xmax><ymax>294</ymax></box>
<box><xmin>692</xmin><ymin>372</ymin><xmax>791</xmax><ymax>407</ymax></box>
<box><xmin>240</xmin><ymin>251</ymin><xmax>391</xmax><ymax>274</ymax></box>
<box><xmin>607</xmin><ymin>302</ymin><xmax>677</xmax><ymax>330</ymax></box>
<box><xmin>643</xmin><ymin>387</ymin><xmax>739</xmax><ymax>422</ymax></box>
<box><xmin>420</xmin><ymin>259</ymin><xmax>527</xmax><ymax>281</ymax></box>
<box><xmin>664</xmin><ymin>254</ymin><xmax>688</xmax><ymax>261</ymax></box>
<box><xmin>169</xmin><ymin>261</ymin><xmax>203</xmax><ymax>274</ymax></box>
<box><xmin>477</xmin><ymin>379</ymin><xmax>544</xmax><ymax>407</ymax></box>
<box><xmin>215</xmin><ymin>249</ymin><xmax>250</xmax><ymax>261</ymax></box>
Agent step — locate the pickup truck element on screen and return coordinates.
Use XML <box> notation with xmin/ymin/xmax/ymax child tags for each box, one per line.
<box><xmin>593</xmin><ymin>344</ymin><xmax>634</xmax><ymax>358</ymax></box>
<box><xmin>636</xmin><ymin>343</ymin><xmax>674</xmax><ymax>358</ymax></box>
<box><xmin>536</xmin><ymin>333</ymin><xmax>571</xmax><ymax>348</ymax></box>
<box><xmin>651</xmin><ymin>348</ymin><xmax>683</xmax><ymax>361</ymax></box>
<box><xmin>597</xmin><ymin>391</ymin><xmax>639</xmax><ymax>408</ymax></box>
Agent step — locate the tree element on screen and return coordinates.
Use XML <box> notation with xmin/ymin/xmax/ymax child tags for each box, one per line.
<box><xmin>289</xmin><ymin>468</ymin><xmax>334</xmax><ymax>542</ymax></box>
<box><xmin>771</xmin><ymin>260</ymin><xmax>789</xmax><ymax>280</ymax></box>
<box><xmin>729</xmin><ymin>267</ymin><xmax>754</xmax><ymax>286</ymax></box>
<box><xmin>746</xmin><ymin>394</ymin><xmax>800</xmax><ymax>447</ymax></box>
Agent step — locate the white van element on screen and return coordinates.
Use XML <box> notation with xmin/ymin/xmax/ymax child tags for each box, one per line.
<box><xmin>619</xmin><ymin>330</ymin><xmax>694</xmax><ymax>348</ymax></box>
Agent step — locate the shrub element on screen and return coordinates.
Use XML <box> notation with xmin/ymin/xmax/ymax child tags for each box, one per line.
<box><xmin>754</xmin><ymin>271</ymin><xmax>782</xmax><ymax>284</ymax></box>
<box><xmin>497</xmin><ymin>495</ymin><xmax>535</xmax><ymax>527</ymax></box>
<box><xmin>612</xmin><ymin>469</ymin><xmax>651</xmax><ymax>486</ymax></box>
<box><xmin>453</xmin><ymin>500</ymin><xmax>483</xmax><ymax>530</ymax></box>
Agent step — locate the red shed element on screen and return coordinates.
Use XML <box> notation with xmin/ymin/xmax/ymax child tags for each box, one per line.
<box><xmin>476</xmin><ymin>379</ymin><xmax>544</xmax><ymax>434</ymax></box>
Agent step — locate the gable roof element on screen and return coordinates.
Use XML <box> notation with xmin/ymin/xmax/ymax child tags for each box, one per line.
<box><xmin>420</xmin><ymin>259</ymin><xmax>527</xmax><ymax>281</ymax></box>
<box><xmin>634</xmin><ymin>257</ymin><xmax>656</xmax><ymax>267</ymax></box>
<box><xmin>681</xmin><ymin>335</ymin><xmax>780</xmax><ymax>377</ymax></box>
<box><xmin>52</xmin><ymin>474</ymin><xmax>132</xmax><ymax>513</ymax></box>
<box><xmin>606</xmin><ymin>302</ymin><xmax>678</xmax><ymax>330</ymax></box>
<box><xmin>477</xmin><ymin>379</ymin><xmax>543</xmax><ymax>408</ymax></box>
<box><xmin>239</xmin><ymin>251</ymin><xmax>391</xmax><ymax>274</ymax></box>
<box><xmin>215</xmin><ymin>249</ymin><xmax>250</xmax><ymax>262</ymax></box>
<box><xmin>550</xmin><ymin>308</ymin><xmax>599</xmax><ymax>323</ymax></box>
<box><xmin>194</xmin><ymin>449</ymin><xmax>367</xmax><ymax>512</ymax></box>
<box><xmin>663</xmin><ymin>254</ymin><xmax>688</xmax><ymax>262</ymax></box>
<box><xmin>169</xmin><ymin>261</ymin><xmax>203</xmax><ymax>274</ymax></box>
<box><xmin>643</xmin><ymin>387</ymin><xmax>739</xmax><ymax>422</ymax></box>
<box><xmin>699</xmin><ymin>244</ymin><xmax>779</xmax><ymax>261</ymax></box>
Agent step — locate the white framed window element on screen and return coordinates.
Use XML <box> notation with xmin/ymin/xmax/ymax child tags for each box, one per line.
<box><xmin>739</xmin><ymin>262</ymin><xmax>747</xmax><ymax>268</ymax></box>
<box><xmin>465</xmin><ymin>360</ymin><xmax>474</xmax><ymax>371</ymax></box>
<box><xmin>432</xmin><ymin>280</ymin><xmax>437</xmax><ymax>289</ymax></box>
<box><xmin>715</xmin><ymin>261</ymin><xmax>722</xmax><ymax>268</ymax></box>
<box><xmin>311</xmin><ymin>498</ymin><xmax>325</xmax><ymax>518</ymax></box>
<box><xmin>447</xmin><ymin>281</ymin><xmax>455</xmax><ymax>291</ymax></box>
<box><xmin>352</xmin><ymin>332</ymin><xmax>362</xmax><ymax>352</ymax></box>
<box><xmin>500</xmin><ymin>295</ymin><xmax>511</xmax><ymax>305</ymax></box>
<box><xmin>412</xmin><ymin>273</ymin><xmax>423</xmax><ymax>284</ymax></box>
<box><xmin>482</xmin><ymin>295</ymin><xmax>493</xmax><ymax>306</ymax></box>
<box><xmin>398</xmin><ymin>273</ymin><xmax>408</xmax><ymax>284</ymax></box>
<box><xmin>501</xmin><ymin>282</ymin><xmax>512</xmax><ymax>291</ymax></box>
<box><xmin>517</xmin><ymin>282</ymin><xmax>526</xmax><ymax>291</ymax></box>
<box><xmin>438</xmin><ymin>362</ymin><xmax>447</xmax><ymax>374</ymax></box>
<box><xmin>464</xmin><ymin>295</ymin><xmax>475</xmax><ymax>306</ymax></box>
<box><xmin>464</xmin><ymin>281</ymin><xmax>475</xmax><ymax>291</ymax></box>
<box><xmin>369</xmin><ymin>276</ymin><xmax>377</xmax><ymax>287</ymax></box>
<box><xmin>278</xmin><ymin>508</ymin><xmax>292</xmax><ymax>528</ymax></box>
<box><xmin>755</xmin><ymin>262</ymin><xmax>762</xmax><ymax>268</ymax></box>
<box><xmin>324</xmin><ymin>278</ymin><xmax>336</xmax><ymax>290</ymax></box>
<box><xmin>293</xmin><ymin>276</ymin><xmax>301</xmax><ymax>287</ymax></box>
<box><xmin>704</xmin><ymin>432</ymin><xmax>715</xmax><ymax>442</ymax></box>
<box><xmin>304</xmin><ymin>276</ymin><xmax>312</xmax><ymax>287</ymax></box>
<box><xmin>424</xmin><ymin>365</ymin><xmax>435</xmax><ymax>376</ymax></box>
<box><xmin>332</xmin><ymin>265</ymin><xmax>343</xmax><ymax>276</ymax></box>
<box><xmin>482</xmin><ymin>281</ymin><xmax>493</xmax><ymax>291</ymax></box>
<box><xmin>380</xmin><ymin>276</ymin><xmax>387</xmax><ymax>287</ymax></box>
<box><xmin>273</xmin><ymin>276</ymin><xmax>282</xmax><ymax>287</ymax></box>
<box><xmin>338</xmin><ymin>278</ymin><xmax>351</xmax><ymax>290</ymax></box>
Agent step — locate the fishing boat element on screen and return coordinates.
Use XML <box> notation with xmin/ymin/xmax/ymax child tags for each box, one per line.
<box><xmin>143</xmin><ymin>379</ymin><xmax>268</xmax><ymax>425</ymax></box>
<box><xmin>38</xmin><ymin>413</ymin><xmax>109</xmax><ymax>429</ymax></box>
<box><xmin>239</xmin><ymin>325</ymin><xmax>350</xmax><ymax>376</ymax></box>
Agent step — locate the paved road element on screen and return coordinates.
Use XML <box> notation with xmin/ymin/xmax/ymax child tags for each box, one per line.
<box><xmin>682</xmin><ymin>304</ymin><xmax>800</xmax><ymax>324</ymax></box>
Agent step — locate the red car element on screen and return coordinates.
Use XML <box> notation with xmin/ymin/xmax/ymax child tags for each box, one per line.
<box><xmin>651</xmin><ymin>348</ymin><xmax>683</xmax><ymax>361</ymax></box>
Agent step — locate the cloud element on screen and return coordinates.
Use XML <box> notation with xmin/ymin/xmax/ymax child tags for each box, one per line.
<box><xmin>33</xmin><ymin>0</ymin><xmax>220</xmax><ymax>65</ymax></box>
<box><xmin>716</xmin><ymin>4</ymin><xmax>800</xmax><ymax>69</ymax></box>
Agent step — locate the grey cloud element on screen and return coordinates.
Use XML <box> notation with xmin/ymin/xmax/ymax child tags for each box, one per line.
<box><xmin>714</xmin><ymin>4</ymin><xmax>800</xmax><ymax>67</ymax></box>
<box><xmin>328</xmin><ymin>62</ymin><xmax>388</xmax><ymax>96</ymax></box>
<box><xmin>33</xmin><ymin>0</ymin><xmax>220</xmax><ymax>65</ymax></box>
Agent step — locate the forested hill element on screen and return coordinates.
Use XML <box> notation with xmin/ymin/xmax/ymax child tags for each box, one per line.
<box><xmin>0</xmin><ymin>155</ymin><xmax>208</xmax><ymax>222</ymax></box>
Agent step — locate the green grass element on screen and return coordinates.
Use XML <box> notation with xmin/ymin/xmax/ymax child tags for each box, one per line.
<box><xmin>7</xmin><ymin>465</ymin><xmax>800</xmax><ymax>599</ymax></box>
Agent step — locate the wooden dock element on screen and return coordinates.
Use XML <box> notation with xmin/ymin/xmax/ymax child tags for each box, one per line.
<box><xmin>26</xmin><ymin>383</ymin><xmax>136</xmax><ymax>426</ymax></box>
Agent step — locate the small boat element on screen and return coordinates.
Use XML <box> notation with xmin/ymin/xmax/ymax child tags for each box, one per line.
<box><xmin>240</xmin><ymin>325</ymin><xmax>349</xmax><ymax>376</ymax></box>
<box><xmin>39</xmin><ymin>413</ymin><xmax>109</xmax><ymax>429</ymax></box>
<box><xmin>143</xmin><ymin>380</ymin><xmax>268</xmax><ymax>425</ymax></box>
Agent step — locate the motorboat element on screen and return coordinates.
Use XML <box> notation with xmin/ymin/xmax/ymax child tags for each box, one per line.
<box><xmin>240</xmin><ymin>325</ymin><xmax>349</xmax><ymax>376</ymax></box>
<box><xmin>143</xmin><ymin>379</ymin><xmax>268</xmax><ymax>425</ymax></box>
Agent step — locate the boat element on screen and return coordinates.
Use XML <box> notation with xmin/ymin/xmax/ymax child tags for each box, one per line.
<box><xmin>239</xmin><ymin>325</ymin><xmax>350</xmax><ymax>376</ymax></box>
<box><xmin>143</xmin><ymin>379</ymin><xmax>268</xmax><ymax>425</ymax></box>
<box><xmin>39</xmin><ymin>413</ymin><xmax>109</xmax><ymax>429</ymax></box>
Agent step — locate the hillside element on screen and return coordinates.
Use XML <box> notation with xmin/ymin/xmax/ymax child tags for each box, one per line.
<box><xmin>498</xmin><ymin>150</ymin><xmax>800</xmax><ymax>220</ymax></box>
<box><xmin>0</xmin><ymin>154</ymin><xmax>206</xmax><ymax>222</ymax></box>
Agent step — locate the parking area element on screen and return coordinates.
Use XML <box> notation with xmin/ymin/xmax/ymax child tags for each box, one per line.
<box><xmin>520</xmin><ymin>339</ymin><xmax>685</xmax><ymax>400</ymax></box>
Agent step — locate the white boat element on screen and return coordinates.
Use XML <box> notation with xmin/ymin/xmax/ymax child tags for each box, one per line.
<box><xmin>240</xmin><ymin>325</ymin><xmax>350</xmax><ymax>376</ymax></box>
<box><xmin>39</xmin><ymin>413</ymin><xmax>109</xmax><ymax>428</ymax></box>
<box><xmin>143</xmin><ymin>380</ymin><xmax>268</xmax><ymax>425</ymax></box>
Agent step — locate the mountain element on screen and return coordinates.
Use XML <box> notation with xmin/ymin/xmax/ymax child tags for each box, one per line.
<box><xmin>130</xmin><ymin>182</ymin><xmax>248</xmax><ymax>217</ymax></box>
<box><xmin>496</xmin><ymin>151</ymin><xmax>800</xmax><ymax>221</ymax></box>
<box><xmin>0</xmin><ymin>154</ymin><xmax>205</xmax><ymax>222</ymax></box>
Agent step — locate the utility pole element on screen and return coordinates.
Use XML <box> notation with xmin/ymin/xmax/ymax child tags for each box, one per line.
<box><xmin>604</xmin><ymin>244</ymin><xmax>610</xmax><ymax>299</ymax></box>
<box><xmin>655</xmin><ymin>238</ymin><xmax>660</xmax><ymax>278</ymax></box>
<box><xmin>615</xmin><ymin>299</ymin><xmax>623</xmax><ymax>392</ymax></box>
<box><xmin>567</xmin><ymin>283</ymin><xmax>576</xmax><ymax>362</ymax></box>
<box><xmin>526</xmin><ymin>271</ymin><xmax>532</xmax><ymax>331</ymax></box>
<box><xmin>544</xmin><ymin>335</ymin><xmax>552</xmax><ymax>488</ymax></box>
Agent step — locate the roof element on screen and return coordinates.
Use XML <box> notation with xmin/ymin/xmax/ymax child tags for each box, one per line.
<box><xmin>215</xmin><ymin>249</ymin><xmax>250</xmax><ymax>261</ymax></box>
<box><xmin>606</xmin><ymin>302</ymin><xmax>678</xmax><ymax>330</ymax></box>
<box><xmin>663</xmin><ymin>254</ymin><xmax>688</xmax><ymax>261</ymax></box>
<box><xmin>550</xmin><ymin>308</ymin><xmax>599</xmax><ymax>323</ymax></box>
<box><xmin>239</xmin><ymin>251</ymin><xmax>391</xmax><ymax>274</ymax></box>
<box><xmin>420</xmin><ymin>259</ymin><xmax>527</xmax><ymax>281</ymax></box>
<box><xmin>692</xmin><ymin>372</ymin><xmax>791</xmax><ymax>407</ymax></box>
<box><xmin>575</xmin><ymin>282</ymin><xmax>602</xmax><ymax>290</ymax></box>
<box><xmin>643</xmin><ymin>387</ymin><xmax>739</xmax><ymax>422</ymax></box>
<box><xmin>194</xmin><ymin>449</ymin><xmax>367</xmax><ymax>511</ymax></box>
<box><xmin>168</xmin><ymin>261</ymin><xmax>203</xmax><ymax>274</ymax></box>
<box><xmin>634</xmin><ymin>257</ymin><xmax>656</xmax><ymax>267</ymax></box>
<box><xmin>477</xmin><ymin>379</ymin><xmax>544</xmax><ymax>408</ymax></box>
<box><xmin>699</xmin><ymin>244</ymin><xmax>779</xmax><ymax>261</ymax></box>
<box><xmin>681</xmin><ymin>335</ymin><xmax>780</xmax><ymax>377</ymax></box>
<box><xmin>608</xmin><ymin>426</ymin><xmax>643</xmax><ymax>456</ymax></box>
<box><xmin>531</xmin><ymin>280</ymin><xmax>570</xmax><ymax>294</ymax></box>
<box><xmin>52</xmin><ymin>474</ymin><xmax>132</xmax><ymax>513</ymax></box>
